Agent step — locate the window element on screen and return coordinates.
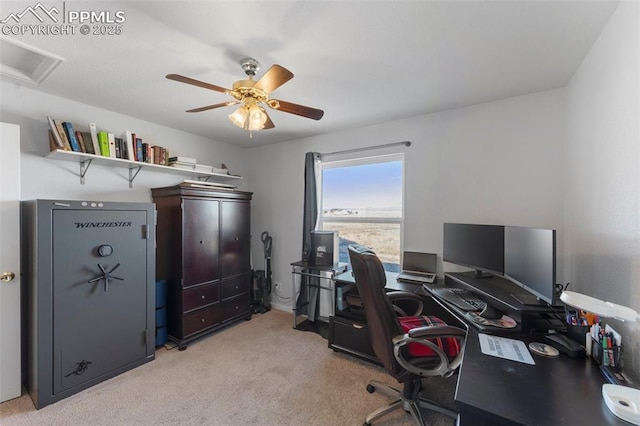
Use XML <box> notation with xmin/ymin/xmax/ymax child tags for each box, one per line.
<box><xmin>319</xmin><ymin>154</ymin><xmax>404</xmax><ymax>272</ymax></box>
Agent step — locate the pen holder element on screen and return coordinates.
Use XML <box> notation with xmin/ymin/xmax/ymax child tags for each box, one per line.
<box><xmin>591</xmin><ymin>338</ymin><xmax>622</xmax><ymax>372</ymax></box>
<box><xmin>566</xmin><ymin>324</ymin><xmax>591</xmax><ymax>346</ymax></box>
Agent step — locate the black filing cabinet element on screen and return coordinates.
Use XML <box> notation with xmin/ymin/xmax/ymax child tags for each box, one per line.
<box><xmin>328</xmin><ymin>272</ymin><xmax>380</xmax><ymax>364</ymax></box>
<box><xmin>328</xmin><ymin>270</ymin><xmax>431</xmax><ymax>365</ymax></box>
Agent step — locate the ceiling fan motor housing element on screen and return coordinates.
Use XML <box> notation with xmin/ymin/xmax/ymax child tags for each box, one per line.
<box><xmin>240</xmin><ymin>58</ymin><xmax>260</xmax><ymax>77</ymax></box>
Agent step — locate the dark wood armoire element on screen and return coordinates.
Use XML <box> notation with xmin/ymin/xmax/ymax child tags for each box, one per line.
<box><xmin>151</xmin><ymin>184</ymin><xmax>252</xmax><ymax>349</ymax></box>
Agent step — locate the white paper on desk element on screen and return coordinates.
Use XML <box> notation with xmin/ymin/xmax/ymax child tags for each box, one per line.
<box><xmin>478</xmin><ymin>334</ymin><xmax>535</xmax><ymax>365</ymax></box>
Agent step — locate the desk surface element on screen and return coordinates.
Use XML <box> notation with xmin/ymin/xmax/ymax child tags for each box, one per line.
<box><xmin>425</xmin><ymin>286</ymin><xmax>625</xmax><ymax>425</ymax></box>
<box><xmin>335</xmin><ymin>270</ymin><xmax>624</xmax><ymax>424</ymax></box>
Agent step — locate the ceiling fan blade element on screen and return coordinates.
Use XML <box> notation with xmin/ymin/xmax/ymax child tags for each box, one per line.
<box><xmin>186</xmin><ymin>101</ymin><xmax>239</xmax><ymax>113</ymax></box>
<box><xmin>166</xmin><ymin>73</ymin><xmax>230</xmax><ymax>94</ymax></box>
<box><xmin>252</xmin><ymin>65</ymin><xmax>294</xmax><ymax>94</ymax></box>
<box><xmin>270</xmin><ymin>99</ymin><xmax>324</xmax><ymax>120</ymax></box>
<box><xmin>262</xmin><ymin>110</ymin><xmax>275</xmax><ymax>129</ymax></box>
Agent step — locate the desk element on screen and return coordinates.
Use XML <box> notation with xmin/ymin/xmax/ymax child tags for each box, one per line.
<box><xmin>424</xmin><ymin>286</ymin><xmax>626</xmax><ymax>425</ymax></box>
<box><xmin>290</xmin><ymin>261</ymin><xmax>348</xmax><ymax>332</ymax></box>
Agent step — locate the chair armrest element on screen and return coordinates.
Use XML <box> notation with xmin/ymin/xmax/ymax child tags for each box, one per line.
<box><xmin>407</xmin><ymin>325</ymin><xmax>466</xmax><ymax>339</ymax></box>
<box><xmin>392</xmin><ymin>325</ymin><xmax>466</xmax><ymax>377</ymax></box>
<box><xmin>387</xmin><ymin>291</ymin><xmax>423</xmax><ymax>316</ymax></box>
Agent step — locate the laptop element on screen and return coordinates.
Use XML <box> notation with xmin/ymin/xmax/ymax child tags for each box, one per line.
<box><xmin>397</xmin><ymin>251</ymin><xmax>437</xmax><ymax>284</ymax></box>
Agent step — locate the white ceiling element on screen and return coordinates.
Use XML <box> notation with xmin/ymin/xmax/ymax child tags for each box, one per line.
<box><xmin>0</xmin><ymin>1</ymin><xmax>619</xmax><ymax>148</ymax></box>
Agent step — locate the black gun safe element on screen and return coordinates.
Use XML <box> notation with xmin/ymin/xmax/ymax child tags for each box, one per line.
<box><xmin>21</xmin><ymin>199</ymin><xmax>156</xmax><ymax>408</ymax></box>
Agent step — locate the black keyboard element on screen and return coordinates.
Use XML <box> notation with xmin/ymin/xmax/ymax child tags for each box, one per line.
<box><xmin>428</xmin><ymin>286</ymin><xmax>487</xmax><ymax>312</ymax></box>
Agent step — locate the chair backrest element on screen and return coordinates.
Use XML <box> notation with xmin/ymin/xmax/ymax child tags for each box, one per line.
<box><xmin>348</xmin><ymin>244</ymin><xmax>408</xmax><ymax>380</ymax></box>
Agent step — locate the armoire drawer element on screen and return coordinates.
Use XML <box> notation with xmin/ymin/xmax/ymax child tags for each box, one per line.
<box><xmin>220</xmin><ymin>275</ymin><xmax>250</xmax><ymax>300</ymax></box>
<box><xmin>221</xmin><ymin>295</ymin><xmax>250</xmax><ymax>321</ymax></box>
<box><xmin>183</xmin><ymin>282</ymin><xmax>219</xmax><ymax>312</ymax></box>
<box><xmin>182</xmin><ymin>305</ymin><xmax>221</xmax><ymax>337</ymax></box>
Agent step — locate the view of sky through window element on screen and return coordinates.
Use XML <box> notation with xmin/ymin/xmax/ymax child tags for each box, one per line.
<box><xmin>322</xmin><ymin>161</ymin><xmax>402</xmax><ymax>214</ymax></box>
<box><xmin>321</xmin><ymin>158</ymin><xmax>403</xmax><ymax>271</ymax></box>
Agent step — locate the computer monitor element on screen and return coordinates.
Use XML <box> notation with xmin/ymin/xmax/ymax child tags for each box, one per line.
<box><xmin>443</xmin><ymin>223</ymin><xmax>504</xmax><ymax>278</ymax></box>
<box><xmin>504</xmin><ymin>226</ymin><xmax>556</xmax><ymax>305</ymax></box>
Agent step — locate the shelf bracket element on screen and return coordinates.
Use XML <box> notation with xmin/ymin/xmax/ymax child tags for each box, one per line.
<box><xmin>79</xmin><ymin>159</ymin><xmax>93</xmax><ymax>185</ymax></box>
<box><xmin>128</xmin><ymin>166</ymin><xmax>143</xmax><ymax>188</ymax></box>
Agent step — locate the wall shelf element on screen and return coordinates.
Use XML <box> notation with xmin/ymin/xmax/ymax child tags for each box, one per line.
<box><xmin>46</xmin><ymin>150</ymin><xmax>242</xmax><ymax>188</ymax></box>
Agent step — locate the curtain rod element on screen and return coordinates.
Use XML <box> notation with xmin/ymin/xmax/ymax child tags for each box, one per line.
<box><xmin>320</xmin><ymin>141</ymin><xmax>411</xmax><ymax>158</ymax></box>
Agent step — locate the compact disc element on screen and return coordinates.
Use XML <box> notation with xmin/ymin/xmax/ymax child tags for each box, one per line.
<box><xmin>528</xmin><ymin>342</ymin><xmax>559</xmax><ymax>357</ymax></box>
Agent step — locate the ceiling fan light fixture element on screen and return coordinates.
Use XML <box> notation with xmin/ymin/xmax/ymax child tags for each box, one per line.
<box><xmin>228</xmin><ymin>100</ymin><xmax>267</xmax><ymax>132</ymax></box>
<box><xmin>228</xmin><ymin>106</ymin><xmax>249</xmax><ymax>129</ymax></box>
<box><xmin>248</xmin><ymin>105</ymin><xmax>267</xmax><ymax>130</ymax></box>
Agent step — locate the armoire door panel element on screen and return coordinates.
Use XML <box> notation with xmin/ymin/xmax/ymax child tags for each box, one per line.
<box><xmin>182</xmin><ymin>198</ymin><xmax>220</xmax><ymax>286</ymax></box>
<box><xmin>220</xmin><ymin>201</ymin><xmax>250</xmax><ymax>278</ymax></box>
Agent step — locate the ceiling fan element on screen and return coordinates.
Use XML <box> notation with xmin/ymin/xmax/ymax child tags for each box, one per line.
<box><xmin>166</xmin><ymin>58</ymin><xmax>324</xmax><ymax>134</ymax></box>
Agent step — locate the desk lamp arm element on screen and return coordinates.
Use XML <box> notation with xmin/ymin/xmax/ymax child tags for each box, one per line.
<box><xmin>560</xmin><ymin>291</ymin><xmax>640</xmax><ymax>322</ymax></box>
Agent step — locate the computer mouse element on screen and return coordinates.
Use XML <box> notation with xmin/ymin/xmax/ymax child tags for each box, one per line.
<box><xmin>479</xmin><ymin>304</ymin><xmax>503</xmax><ymax>319</ymax></box>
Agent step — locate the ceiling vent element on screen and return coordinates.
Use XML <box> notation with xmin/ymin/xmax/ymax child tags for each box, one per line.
<box><xmin>0</xmin><ymin>36</ymin><xmax>64</xmax><ymax>85</ymax></box>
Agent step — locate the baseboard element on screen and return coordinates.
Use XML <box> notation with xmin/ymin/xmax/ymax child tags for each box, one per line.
<box><xmin>270</xmin><ymin>302</ymin><xmax>291</xmax><ymax>312</ymax></box>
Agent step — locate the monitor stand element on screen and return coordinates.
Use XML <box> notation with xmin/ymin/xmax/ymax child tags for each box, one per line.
<box><xmin>473</xmin><ymin>270</ymin><xmax>494</xmax><ymax>279</ymax></box>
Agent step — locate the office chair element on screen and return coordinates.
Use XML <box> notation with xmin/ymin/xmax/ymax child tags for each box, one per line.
<box><xmin>348</xmin><ymin>244</ymin><xmax>466</xmax><ymax>426</ymax></box>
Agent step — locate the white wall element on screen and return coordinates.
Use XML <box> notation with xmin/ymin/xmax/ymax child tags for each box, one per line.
<box><xmin>0</xmin><ymin>81</ymin><xmax>250</xmax><ymax>203</ymax></box>
<box><xmin>564</xmin><ymin>1</ymin><xmax>640</xmax><ymax>378</ymax></box>
<box><xmin>248</xmin><ymin>89</ymin><xmax>566</xmax><ymax>311</ymax></box>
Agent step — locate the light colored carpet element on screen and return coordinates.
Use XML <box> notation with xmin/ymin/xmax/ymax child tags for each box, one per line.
<box><xmin>0</xmin><ymin>309</ymin><xmax>457</xmax><ymax>425</ymax></box>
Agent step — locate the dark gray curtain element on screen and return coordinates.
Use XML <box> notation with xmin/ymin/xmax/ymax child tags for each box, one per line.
<box><xmin>297</xmin><ymin>152</ymin><xmax>321</xmax><ymax>322</ymax></box>
<box><xmin>302</xmin><ymin>152</ymin><xmax>320</xmax><ymax>261</ymax></box>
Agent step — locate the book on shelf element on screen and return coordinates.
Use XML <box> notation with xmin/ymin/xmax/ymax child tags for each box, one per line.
<box><xmin>97</xmin><ymin>131</ymin><xmax>110</xmax><ymax>157</ymax></box>
<box><xmin>89</xmin><ymin>123</ymin><xmax>101</xmax><ymax>154</ymax></box>
<box><xmin>168</xmin><ymin>156</ymin><xmax>196</xmax><ymax>165</ymax></box>
<box><xmin>46</xmin><ymin>116</ymin><xmax>66</xmax><ymax>150</ymax></box>
<box><xmin>131</xmin><ymin>133</ymin><xmax>137</xmax><ymax>160</ymax></box>
<box><xmin>107</xmin><ymin>133</ymin><xmax>116</xmax><ymax>158</ymax></box>
<box><xmin>53</xmin><ymin>119</ymin><xmax>72</xmax><ymax>151</ymax></box>
<box><xmin>75</xmin><ymin>130</ymin><xmax>89</xmax><ymax>154</ymax></box>
<box><xmin>194</xmin><ymin>164</ymin><xmax>213</xmax><ymax>173</ymax></box>
<box><xmin>62</xmin><ymin>122</ymin><xmax>82</xmax><ymax>152</ymax></box>
<box><xmin>80</xmin><ymin>132</ymin><xmax>95</xmax><ymax>154</ymax></box>
<box><xmin>151</xmin><ymin>145</ymin><xmax>163</xmax><ymax>165</ymax></box>
<box><xmin>124</xmin><ymin>131</ymin><xmax>135</xmax><ymax>161</ymax></box>
<box><xmin>136</xmin><ymin>138</ymin><xmax>143</xmax><ymax>162</ymax></box>
<box><xmin>169</xmin><ymin>162</ymin><xmax>196</xmax><ymax>170</ymax></box>
<box><xmin>115</xmin><ymin>137</ymin><xmax>122</xmax><ymax>159</ymax></box>
<box><xmin>48</xmin><ymin>130</ymin><xmax>59</xmax><ymax>151</ymax></box>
